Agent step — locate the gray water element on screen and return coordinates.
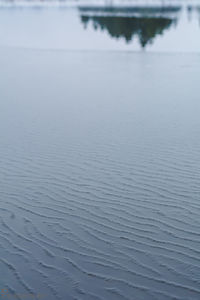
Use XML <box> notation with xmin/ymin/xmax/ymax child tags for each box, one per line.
<box><xmin>0</xmin><ymin>3</ymin><xmax>200</xmax><ymax>52</ymax></box>
<box><xmin>0</xmin><ymin>3</ymin><xmax>200</xmax><ymax>300</ymax></box>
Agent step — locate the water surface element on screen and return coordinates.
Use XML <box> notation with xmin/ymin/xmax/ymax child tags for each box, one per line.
<box><xmin>0</xmin><ymin>2</ymin><xmax>200</xmax><ymax>300</ymax></box>
<box><xmin>0</xmin><ymin>2</ymin><xmax>200</xmax><ymax>52</ymax></box>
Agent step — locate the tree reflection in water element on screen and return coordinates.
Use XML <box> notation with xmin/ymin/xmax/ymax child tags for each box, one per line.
<box><xmin>80</xmin><ymin>12</ymin><xmax>178</xmax><ymax>48</ymax></box>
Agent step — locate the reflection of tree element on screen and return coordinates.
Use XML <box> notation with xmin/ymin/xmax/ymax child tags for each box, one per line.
<box><xmin>79</xmin><ymin>6</ymin><xmax>181</xmax><ymax>16</ymax></box>
<box><xmin>81</xmin><ymin>15</ymin><xmax>176</xmax><ymax>48</ymax></box>
<box><xmin>187</xmin><ymin>5</ymin><xmax>200</xmax><ymax>23</ymax></box>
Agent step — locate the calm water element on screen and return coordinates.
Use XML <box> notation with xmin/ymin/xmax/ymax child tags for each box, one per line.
<box><xmin>0</xmin><ymin>2</ymin><xmax>200</xmax><ymax>52</ymax></box>
<box><xmin>0</xmin><ymin>2</ymin><xmax>200</xmax><ymax>300</ymax></box>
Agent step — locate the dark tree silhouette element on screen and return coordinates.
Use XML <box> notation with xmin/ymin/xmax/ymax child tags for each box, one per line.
<box><xmin>81</xmin><ymin>15</ymin><xmax>177</xmax><ymax>48</ymax></box>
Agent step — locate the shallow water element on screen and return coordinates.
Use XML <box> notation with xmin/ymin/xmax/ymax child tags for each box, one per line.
<box><xmin>0</xmin><ymin>2</ymin><xmax>200</xmax><ymax>300</ymax></box>
<box><xmin>0</xmin><ymin>48</ymin><xmax>200</xmax><ymax>300</ymax></box>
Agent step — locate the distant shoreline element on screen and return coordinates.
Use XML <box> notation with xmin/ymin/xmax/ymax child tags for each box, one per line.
<box><xmin>0</xmin><ymin>0</ymin><xmax>200</xmax><ymax>9</ymax></box>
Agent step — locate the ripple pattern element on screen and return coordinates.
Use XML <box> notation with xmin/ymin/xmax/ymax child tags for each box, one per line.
<box><xmin>0</xmin><ymin>49</ymin><xmax>200</xmax><ymax>300</ymax></box>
